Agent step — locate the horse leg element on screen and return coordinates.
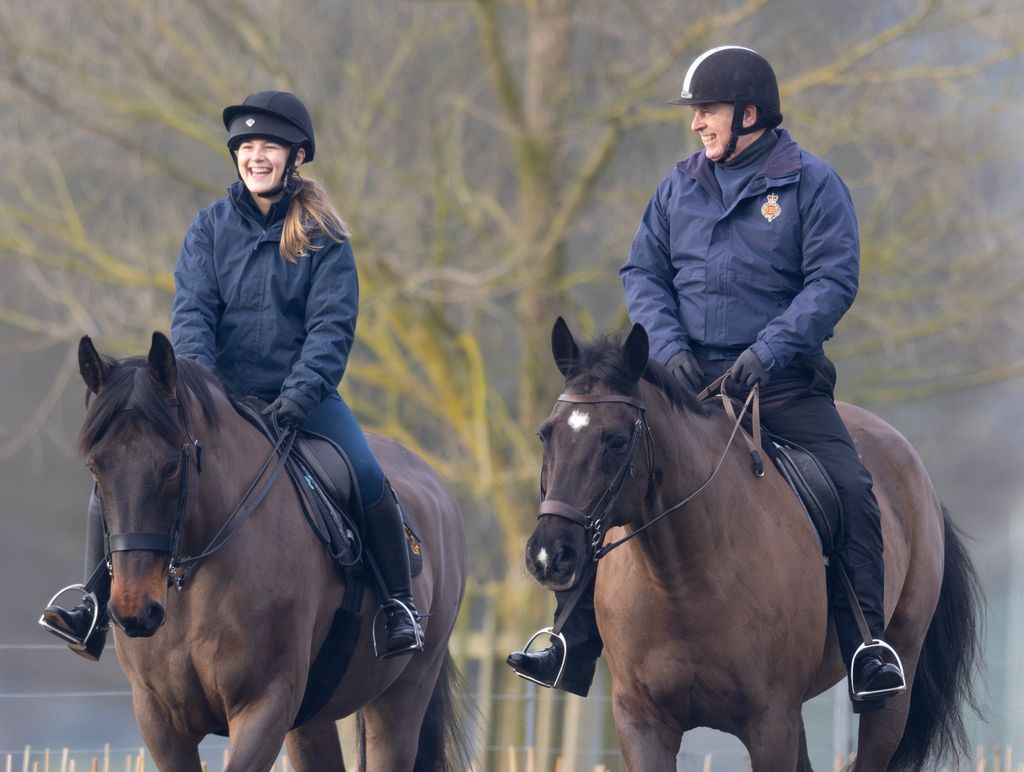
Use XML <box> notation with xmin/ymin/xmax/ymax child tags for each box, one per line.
<box><xmin>611</xmin><ymin>698</ymin><xmax>681</xmax><ymax>772</ymax></box>
<box><xmin>222</xmin><ymin>697</ymin><xmax>295</xmax><ymax>772</ymax></box>
<box><xmin>132</xmin><ymin>691</ymin><xmax>203</xmax><ymax>771</ymax></box>
<box><xmin>359</xmin><ymin>652</ymin><xmax>449</xmax><ymax>771</ymax></box>
<box><xmin>738</xmin><ymin>707</ymin><xmax>803</xmax><ymax>772</ymax></box>
<box><xmin>796</xmin><ymin>719</ymin><xmax>813</xmax><ymax>772</ymax></box>
<box><xmin>850</xmin><ymin>678</ymin><xmax>914</xmax><ymax>771</ymax></box>
<box><xmin>284</xmin><ymin>716</ymin><xmax>345</xmax><ymax>772</ymax></box>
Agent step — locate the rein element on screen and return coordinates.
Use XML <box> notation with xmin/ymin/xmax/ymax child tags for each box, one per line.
<box><xmin>104</xmin><ymin>394</ymin><xmax>296</xmax><ymax>590</ymax></box>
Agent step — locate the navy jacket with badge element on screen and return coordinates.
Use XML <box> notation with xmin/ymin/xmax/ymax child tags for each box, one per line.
<box><xmin>171</xmin><ymin>181</ymin><xmax>357</xmax><ymax>414</ymax></box>
<box><xmin>620</xmin><ymin>128</ymin><xmax>859</xmax><ymax>374</ymax></box>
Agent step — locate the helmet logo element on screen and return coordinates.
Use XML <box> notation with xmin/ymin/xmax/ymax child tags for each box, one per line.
<box><xmin>245</xmin><ymin>118</ymin><xmax>255</xmax><ymax>127</ymax></box>
<box><xmin>761</xmin><ymin>192</ymin><xmax>782</xmax><ymax>222</ymax></box>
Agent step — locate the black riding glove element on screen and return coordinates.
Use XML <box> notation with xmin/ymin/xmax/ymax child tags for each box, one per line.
<box><xmin>666</xmin><ymin>350</ymin><xmax>705</xmax><ymax>392</ymax></box>
<box><xmin>729</xmin><ymin>348</ymin><xmax>770</xmax><ymax>389</ymax></box>
<box><xmin>262</xmin><ymin>396</ymin><xmax>307</xmax><ymax>431</ymax></box>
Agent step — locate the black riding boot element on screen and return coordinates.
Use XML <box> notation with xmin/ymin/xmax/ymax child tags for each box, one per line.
<box><xmin>833</xmin><ymin>495</ymin><xmax>905</xmax><ymax>709</ymax></box>
<box><xmin>39</xmin><ymin>489</ymin><xmax>110</xmax><ymax>661</ymax></box>
<box><xmin>507</xmin><ymin>577</ymin><xmax>603</xmax><ymax>697</ymax></box>
<box><xmin>363</xmin><ymin>478</ymin><xmax>423</xmax><ymax>657</ymax></box>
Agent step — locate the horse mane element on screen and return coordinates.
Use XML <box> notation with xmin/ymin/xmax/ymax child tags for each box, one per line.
<box><xmin>563</xmin><ymin>333</ymin><xmax>709</xmax><ymax>417</ymax></box>
<box><xmin>77</xmin><ymin>356</ymin><xmax>223</xmax><ymax>456</ymax></box>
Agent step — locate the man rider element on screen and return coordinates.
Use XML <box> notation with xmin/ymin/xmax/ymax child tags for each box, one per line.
<box><xmin>507</xmin><ymin>45</ymin><xmax>905</xmax><ymax>708</ymax></box>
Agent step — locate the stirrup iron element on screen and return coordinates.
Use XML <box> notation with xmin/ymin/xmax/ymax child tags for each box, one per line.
<box><xmin>39</xmin><ymin>584</ymin><xmax>101</xmax><ymax>650</ymax></box>
<box><xmin>371</xmin><ymin>598</ymin><xmax>424</xmax><ymax>659</ymax></box>
<box><xmin>509</xmin><ymin>627</ymin><xmax>567</xmax><ymax>689</ymax></box>
<box><xmin>851</xmin><ymin>639</ymin><xmax>907</xmax><ymax>701</ymax></box>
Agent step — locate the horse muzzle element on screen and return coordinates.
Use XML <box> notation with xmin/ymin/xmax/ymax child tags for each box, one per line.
<box><xmin>108</xmin><ymin>553</ymin><xmax>169</xmax><ymax>637</ymax></box>
<box><xmin>110</xmin><ymin>599</ymin><xmax>167</xmax><ymax>638</ymax></box>
<box><xmin>525</xmin><ymin>534</ymin><xmax>585</xmax><ymax>591</ymax></box>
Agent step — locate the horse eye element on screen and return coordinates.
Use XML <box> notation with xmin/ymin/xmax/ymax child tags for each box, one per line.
<box><xmin>162</xmin><ymin>460</ymin><xmax>181</xmax><ymax>480</ymax></box>
<box><xmin>605</xmin><ymin>434</ymin><xmax>629</xmax><ymax>452</ymax></box>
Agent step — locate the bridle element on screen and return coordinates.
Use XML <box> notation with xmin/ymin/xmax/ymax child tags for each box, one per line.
<box><xmin>537</xmin><ymin>393</ymin><xmax>655</xmax><ymax>558</ymax></box>
<box><xmin>103</xmin><ymin>394</ymin><xmax>294</xmax><ymax>590</ymax></box>
<box><xmin>536</xmin><ymin>378</ymin><xmax>763</xmax><ymax>562</ymax></box>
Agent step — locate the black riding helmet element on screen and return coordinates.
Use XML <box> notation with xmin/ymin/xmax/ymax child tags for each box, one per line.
<box><xmin>669</xmin><ymin>46</ymin><xmax>783</xmax><ymax>163</ymax></box>
<box><xmin>222</xmin><ymin>91</ymin><xmax>315</xmax><ymax>197</ymax></box>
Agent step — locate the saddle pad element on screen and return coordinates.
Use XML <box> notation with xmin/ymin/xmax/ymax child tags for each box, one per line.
<box><xmin>771</xmin><ymin>442</ymin><xmax>843</xmax><ymax>555</ymax></box>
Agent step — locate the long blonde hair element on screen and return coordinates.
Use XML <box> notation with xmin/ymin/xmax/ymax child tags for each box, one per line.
<box><xmin>280</xmin><ymin>176</ymin><xmax>349</xmax><ymax>263</ymax></box>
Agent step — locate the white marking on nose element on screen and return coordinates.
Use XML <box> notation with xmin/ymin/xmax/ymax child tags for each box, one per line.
<box><xmin>536</xmin><ymin>547</ymin><xmax>550</xmax><ymax>568</ymax></box>
<box><xmin>568</xmin><ymin>410</ymin><xmax>590</xmax><ymax>432</ymax></box>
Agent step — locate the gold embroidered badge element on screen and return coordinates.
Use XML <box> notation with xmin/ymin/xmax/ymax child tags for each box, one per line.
<box><xmin>761</xmin><ymin>192</ymin><xmax>782</xmax><ymax>222</ymax></box>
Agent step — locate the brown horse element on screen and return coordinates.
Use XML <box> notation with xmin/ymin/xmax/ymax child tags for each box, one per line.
<box><xmin>524</xmin><ymin>318</ymin><xmax>981</xmax><ymax>771</ymax></box>
<box><xmin>74</xmin><ymin>333</ymin><xmax>469</xmax><ymax>771</ymax></box>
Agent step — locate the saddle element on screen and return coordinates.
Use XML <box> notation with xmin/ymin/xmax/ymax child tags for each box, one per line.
<box><xmin>234</xmin><ymin>399</ymin><xmax>422</xmax><ymax>575</ymax></box>
<box><xmin>703</xmin><ymin>379</ymin><xmax>843</xmax><ymax>557</ymax></box>
<box><xmin>768</xmin><ymin>440</ymin><xmax>843</xmax><ymax>557</ymax></box>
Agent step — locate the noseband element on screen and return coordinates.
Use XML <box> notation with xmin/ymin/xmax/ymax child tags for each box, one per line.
<box><xmin>537</xmin><ymin>392</ymin><xmax>655</xmax><ymax>557</ymax></box>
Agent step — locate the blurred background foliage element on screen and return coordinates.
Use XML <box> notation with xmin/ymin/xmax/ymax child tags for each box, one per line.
<box><xmin>0</xmin><ymin>0</ymin><xmax>1022</xmax><ymax>630</ymax></box>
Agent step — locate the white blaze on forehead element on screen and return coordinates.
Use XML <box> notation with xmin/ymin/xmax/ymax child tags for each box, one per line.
<box><xmin>567</xmin><ymin>409</ymin><xmax>590</xmax><ymax>432</ymax></box>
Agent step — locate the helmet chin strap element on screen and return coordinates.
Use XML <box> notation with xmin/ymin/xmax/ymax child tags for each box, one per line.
<box><xmin>720</xmin><ymin>103</ymin><xmax>768</xmax><ymax>165</ymax></box>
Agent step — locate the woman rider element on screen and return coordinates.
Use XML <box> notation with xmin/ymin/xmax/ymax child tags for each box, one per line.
<box><xmin>40</xmin><ymin>91</ymin><xmax>423</xmax><ymax>660</ymax></box>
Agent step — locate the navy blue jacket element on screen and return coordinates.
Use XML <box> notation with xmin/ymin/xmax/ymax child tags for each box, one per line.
<box><xmin>171</xmin><ymin>181</ymin><xmax>358</xmax><ymax>414</ymax></box>
<box><xmin>620</xmin><ymin>129</ymin><xmax>859</xmax><ymax>373</ymax></box>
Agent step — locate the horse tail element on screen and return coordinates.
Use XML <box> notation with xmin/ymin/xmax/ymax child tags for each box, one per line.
<box><xmin>413</xmin><ymin>650</ymin><xmax>476</xmax><ymax>772</ymax></box>
<box><xmin>889</xmin><ymin>506</ymin><xmax>984</xmax><ymax>772</ymax></box>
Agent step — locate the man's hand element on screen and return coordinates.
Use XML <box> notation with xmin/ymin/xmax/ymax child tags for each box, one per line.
<box><xmin>666</xmin><ymin>350</ymin><xmax>705</xmax><ymax>392</ymax></box>
<box><xmin>729</xmin><ymin>348</ymin><xmax>770</xmax><ymax>389</ymax></box>
<box><xmin>262</xmin><ymin>396</ymin><xmax>307</xmax><ymax>431</ymax></box>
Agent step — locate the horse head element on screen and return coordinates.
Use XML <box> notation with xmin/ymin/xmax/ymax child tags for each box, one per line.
<box><xmin>78</xmin><ymin>332</ymin><xmax>200</xmax><ymax>638</ymax></box>
<box><xmin>525</xmin><ymin>317</ymin><xmax>654</xmax><ymax>591</ymax></box>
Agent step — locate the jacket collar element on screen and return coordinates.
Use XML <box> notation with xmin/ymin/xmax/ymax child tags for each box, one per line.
<box><xmin>678</xmin><ymin>128</ymin><xmax>801</xmax><ymax>191</ymax></box>
<box><xmin>228</xmin><ymin>180</ymin><xmax>293</xmax><ymax>228</ymax></box>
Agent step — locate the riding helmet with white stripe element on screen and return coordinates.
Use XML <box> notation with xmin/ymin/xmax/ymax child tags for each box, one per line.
<box><xmin>669</xmin><ymin>46</ymin><xmax>783</xmax><ymax>161</ymax></box>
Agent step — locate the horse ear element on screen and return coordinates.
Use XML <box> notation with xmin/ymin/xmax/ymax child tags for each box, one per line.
<box><xmin>147</xmin><ymin>332</ymin><xmax>178</xmax><ymax>395</ymax></box>
<box><xmin>78</xmin><ymin>336</ymin><xmax>109</xmax><ymax>395</ymax></box>
<box><xmin>551</xmin><ymin>316</ymin><xmax>581</xmax><ymax>378</ymax></box>
<box><xmin>622</xmin><ymin>323</ymin><xmax>649</xmax><ymax>381</ymax></box>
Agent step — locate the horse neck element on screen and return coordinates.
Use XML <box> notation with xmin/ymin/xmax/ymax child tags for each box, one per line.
<box><xmin>628</xmin><ymin>389</ymin><xmax>762</xmax><ymax>582</ymax></box>
<box><xmin>182</xmin><ymin>391</ymin><xmax>282</xmax><ymax>543</ymax></box>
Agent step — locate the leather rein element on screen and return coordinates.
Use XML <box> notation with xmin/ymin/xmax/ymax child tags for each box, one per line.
<box><xmin>104</xmin><ymin>395</ymin><xmax>295</xmax><ymax>590</ymax></box>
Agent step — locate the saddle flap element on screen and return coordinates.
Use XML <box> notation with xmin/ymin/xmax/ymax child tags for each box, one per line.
<box><xmin>771</xmin><ymin>442</ymin><xmax>843</xmax><ymax>555</ymax></box>
<box><xmin>292</xmin><ymin>432</ymin><xmax>355</xmax><ymax>509</ymax></box>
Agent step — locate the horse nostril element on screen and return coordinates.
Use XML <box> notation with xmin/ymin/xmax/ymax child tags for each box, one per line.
<box><xmin>144</xmin><ymin>602</ymin><xmax>166</xmax><ymax>632</ymax></box>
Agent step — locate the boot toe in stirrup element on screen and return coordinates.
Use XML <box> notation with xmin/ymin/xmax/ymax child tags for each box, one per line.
<box><xmin>375</xmin><ymin>600</ymin><xmax>424</xmax><ymax>659</ymax></box>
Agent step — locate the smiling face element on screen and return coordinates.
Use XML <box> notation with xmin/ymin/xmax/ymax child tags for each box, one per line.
<box><xmin>235</xmin><ymin>139</ymin><xmax>305</xmax><ymax>210</ymax></box>
<box><xmin>690</xmin><ymin>102</ymin><xmax>761</xmax><ymax>162</ymax></box>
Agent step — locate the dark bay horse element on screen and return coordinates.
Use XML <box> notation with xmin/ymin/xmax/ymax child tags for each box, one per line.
<box><xmin>524</xmin><ymin>318</ymin><xmax>981</xmax><ymax>771</ymax></box>
<box><xmin>75</xmin><ymin>333</ymin><xmax>469</xmax><ymax>771</ymax></box>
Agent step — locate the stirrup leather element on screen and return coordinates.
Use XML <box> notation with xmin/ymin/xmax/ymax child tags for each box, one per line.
<box><xmin>371</xmin><ymin>598</ymin><xmax>424</xmax><ymax>659</ymax></box>
<box><xmin>509</xmin><ymin>627</ymin><xmax>567</xmax><ymax>690</ymax></box>
<box><xmin>851</xmin><ymin>640</ymin><xmax>907</xmax><ymax>701</ymax></box>
<box><xmin>39</xmin><ymin>584</ymin><xmax>102</xmax><ymax>650</ymax></box>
